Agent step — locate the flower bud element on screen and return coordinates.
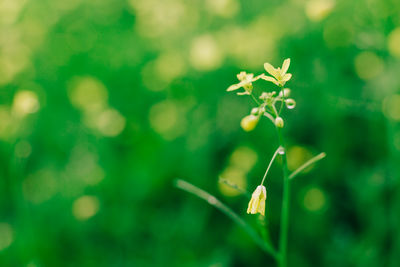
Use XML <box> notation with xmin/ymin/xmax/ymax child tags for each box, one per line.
<box><xmin>240</xmin><ymin>115</ymin><xmax>259</xmax><ymax>131</ymax></box>
<box><xmin>275</xmin><ymin>117</ymin><xmax>284</xmax><ymax>128</ymax></box>
<box><xmin>285</xmin><ymin>98</ymin><xmax>296</xmax><ymax>109</ymax></box>
<box><xmin>279</xmin><ymin>88</ymin><xmax>291</xmax><ymax>98</ymax></box>
<box><xmin>250</xmin><ymin>107</ymin><xmax>259</xmax><ymax>115</ymax></box>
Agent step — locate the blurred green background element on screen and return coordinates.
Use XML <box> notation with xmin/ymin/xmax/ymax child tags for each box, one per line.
<box><xmin>1</xmin><ymin>0</ymin><xmax>400</xmax><ymax>266</ymax></box>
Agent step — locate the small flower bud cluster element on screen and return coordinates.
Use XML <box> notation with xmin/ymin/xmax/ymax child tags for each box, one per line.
<box><xmin>226</xmin><ymin>58</ymin><xmax>296</xmax><ymax>132</ymax></box>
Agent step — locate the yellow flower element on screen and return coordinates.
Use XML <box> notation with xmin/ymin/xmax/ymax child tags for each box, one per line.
<box><xmin>227</xmin><ymin>71</ymin><xmax>263</xmax><ymax>95</ymax></box>
<box><xmin>262</xmin><ymin>58</ymin><xmax>292</xmax><ymax>86</ymax></box>
<box><xmin>247</xmin><ymin>185</ymin><xmax>267</xmax><ymax>216</ymax></box>
<box><xmin>240</xmin><ymin>115</ymin><xmax>259</xmax><ymax>131</ymax></box>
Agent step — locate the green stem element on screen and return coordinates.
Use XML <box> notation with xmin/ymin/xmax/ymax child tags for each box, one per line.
<box><xmin>261</xmin><ymin>146</ymin><xmax>283</xmax><ymax>185</ymax></box>
<box><xmin>289</xmin><ymin>152</ymin><xmax>326</xmax><ymax>180</ymax></box>
<box><xmin>250</xmin><ymin>92</ymin><xmax>261</xmax><ymax>105</ymax></box>
<box><xmin>277</xmin><ymin>127</ymin><xmax>290</xmax><ymax>267</ymax></box>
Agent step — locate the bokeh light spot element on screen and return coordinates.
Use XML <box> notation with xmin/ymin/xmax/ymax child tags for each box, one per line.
<box><xmin>73</xmin><ymin>196</ymin><xmax>100</xmax><ymax>221</ymax></box>
<box><xmin>95</xmin><ymin>108</ymin><xmax>126</xmax><ymax>137</ymax></box>
<box><xmin>155</xmin><ymin>51</ymin><xmax>186</xmax><ymax>83</ymax></box>
<box><xmin>303</xmin><ymin>187</ymin><xmax>326</xmax><ymax>212</ymax></box>
<box><xmin>68</xmin><ymin>77</ymin><xmax>108</xmax><ymax>113</ymax></box>
<box><xmin>354</xmin><ymin>52</ymin><xmax>384</xmax><ymax>80</ymax></box>
<box><xmin>12</xmin><ymin>90</ymin><xmax>40</xmax><ymax>117</ymax></box>
<box><xmin>0</xmin><ymin>223</ymin><xmax>13</xmax><ymax>251</ymax></box>
<box><xmin>229</xmin><ymin>146</ymin><xmax>258</xmax><ymax>173</ymax></box>
<box><xmin>149</xmin><ymin>100</ymin><xmax>185</xmax><ymax>140</ymax></box>
<box><xmin>382</xmin><ymin>94</ymin><xmax>400</xmax><ymax>121</ymax></box>
<box><xmin>190</xmin><ymin>35</ymin><xmax>223</xmax><ymax>71</ymax></box>
<box><xmin>388</xmin><ymin>27</ymin><xmax>400</xmax><ymax>58</ymax></box>
<box><xmin>305</xmin><ymin>0</ymin><xmax>335</xmax><ymax>22</ymax></box>
<box><xmin>219</xmin><ymin>167</ymin><xmax>246</xmax><ymax>197</ymax></box>
<box><xmin>205</xmin><ymin>0</ymin><xmax>239</xmax><ymax>18</ymax></box>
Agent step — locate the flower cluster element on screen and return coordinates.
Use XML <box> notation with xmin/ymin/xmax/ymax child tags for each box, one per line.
<box><xmin>227</xmin><ymin>58</ymin><xmax>296</xmax><ymax>133</ymax></box>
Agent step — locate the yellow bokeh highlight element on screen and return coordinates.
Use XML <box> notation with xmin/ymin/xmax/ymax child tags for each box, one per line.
<box><xmin>155</xmin><ymin>51</ymin><xmax>186</xmax><ymax>83</ymax></box>
<box><xmin>149</xmin><ymin>100</ymin><xmax>185</xmax><ymax>140</ymax></box>
<box><xmin>0</xmin><ymin>0</ymin><xmax>28</xmax><ymax>25</ymax></box>
<box><xmin>12</xmin><ymin>90</ymin><xmax>40</xmax><ymax>117</ymax></box>
<box><xmin>219</xmin><ymin>16</ymin><xmax>281</xmax><ymax>68</ymax></box>
<box><xmin>94</xmin><ymin>108</ymin><xmax>126</xmax><ymax>137</ymax></box>
<box><xmin>219</xmin><ymin>146</ymin><xmax>258</xmax><ymax>197</ymax></box>
<box><xmin>129</xmin><ymin>0</ymin><xmax>197</xmax><ymax>39</ymax></box>
<box><xmin>382</xmin><ymin>94</ymin><xmax>400</xmax><ymax>121</ymax></box>
<box><xmin>388</xmin><ymin>27</ymin><xmax>400</xmax><ymax>58</ymax></box>
<box><xmin>205</xmin><ymin>0</ymin><xmax>239</xmax><ymax>18</ymax></box>
<box><xmin>190</xmin><ymin>35</ymin><xmax>223</xmax><ymax>71</ymax></box>
<box><xmin>0</xmin><ymin>223</ymin><xmax>13</xmax><ymax>251</ymax></box>
<box><xmin>73</xmin><ymin>196</ymin><xmax>100</xmax><ymax>221</ymax></box>
<box><xmin>305</xmin><ymin>0</ymin><xmax>335</xmax><ymax>22</ymax></box>
<box><xmin>0</xmin><ymin>41</ymin><xmax>31</xmax><ymax>85</ymax></box>
<box><xmin>229</xmin><ymin>146</ymin><xmax>258</xmax><ymax>173</ymax></box>
<box><xmin>141</xmin><ymin>51</ymin><xmax>186</xmax><ymax>92</ymax></box>
<box><xmin>68</xmin><ymin>77</ymin><xmax>108</xmax><ymax>113</ymax></box>
<box><xmin>303</xmin><ymin>187</ymin><xmax>326</xmax><ymax>212</ymax></box>
<box><xmin>354</xmin><ymin>51</ymin><xmax>384</xmax><ymax>80</ymax></box>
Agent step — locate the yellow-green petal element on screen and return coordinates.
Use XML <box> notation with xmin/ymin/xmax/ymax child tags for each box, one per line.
<box><xmin>281</xmin><ymin>58</ymin><xmax>291</xmax><ymax>74</ymax></box>
<box><xmin>264</xmin><ymin>62</ymin><xmax>278</xmax><ymax>78</ymax></box>
<box><xmin>261</xmin><ymin>75</ymin><xmax>279</xmax><ymax>86</ymax></box>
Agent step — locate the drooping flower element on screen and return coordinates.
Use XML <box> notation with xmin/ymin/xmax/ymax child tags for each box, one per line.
<box><xmin>247</xmin><ymin>185</ymin><xmax>267</xmax><ymax>216</ymax></box>
<box><xmin>227</xmin><ymin>71</ymin><xmax>263</xmax><ymax>95</ymax></box>
<box><xmin>261</xmin><ymin>58</ymin><xmax>292</xmax><ymax>86</ymax></box>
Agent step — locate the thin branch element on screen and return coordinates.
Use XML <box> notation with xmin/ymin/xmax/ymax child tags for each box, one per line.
<box><xmin>261</xmin><ymin>146</ymin><xmax>284</xmax><ymax>185</ymax></box>
<box><xmin>175</xmin><ymin>179</ymin><xmax>278</xmax><ymax>259</ymax></box>
<box><xmin>218</xmin><ymin>177</ymin><xmax>250</xmax><ymax>198</ymax></box>
<box><xmin>289</xmin><ymin>152</ymin><xmax>326</xmax><ymax>180</ymax></box>
<box><xmin>250</xmin><ymin>92</ymin><xmax>261</xmax><ymax>105</ymax></box>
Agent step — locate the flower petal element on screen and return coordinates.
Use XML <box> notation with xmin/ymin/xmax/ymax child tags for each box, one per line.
<box><xmin>247</xmin><ymin>198</ymin><xmax>254</xmax><ymax>214</ymax></box>
<box><xmin>227</xmin><ymin>83</ymin><xmax>240</xmax><ymax>91</ymax></box>
<box><xmin>258</xmin><ymin>200</ymin><xmax>265</xmax><ymax>216</ymax></box>
<box><xmin>237</xmin><ymin>91</ymin><xmax>250</xmax><ymax>95</ymax></box>
<box><xmin>281</xmin><ymin>58</ymin><xmax>290</xmax><ymax>75</ymax></box>
<box><xmin>261</xmin><ymin>75</ymin><xmax>279</xmax><ymax>86</ymax></box>
<box><xmin>252</xmin><ymin>74</ymin><xmax>264</xmax><ymax>82</ymax></box>
<box><xmin>264</xmin><ymin>62</ymin><xmax>277</xmax><ymax>78</ymax></box>
<box><xmin>282</xmin><ymin>73</ymin><xmax>292</xmax><ymax>82</ymax></box>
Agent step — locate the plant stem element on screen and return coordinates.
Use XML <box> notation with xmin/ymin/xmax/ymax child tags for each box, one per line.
<box><xmin>250</xmin><ymin>92</ymin><xmax>261</xmax><ymax>105</ymax></box>
<box><xmin>261</xmin><ymin>146</ymin><xmax>283</xmax><ymax>186</ymax></box>
<box><xmin>289</xmin><ymin>152</ymin><xmax>326</xmax><ymax>180</ymax></box>
<box><xmin>277</xmin><ymin>127</ymin><xmax>290</xmax><ymax>267</ymax></box>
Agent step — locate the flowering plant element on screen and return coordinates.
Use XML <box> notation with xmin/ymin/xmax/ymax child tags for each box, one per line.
<box><xmin>176</xmin><ymin>59</ymin><xmax>325</xmax><ymax>267</ymax></box>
